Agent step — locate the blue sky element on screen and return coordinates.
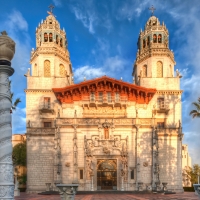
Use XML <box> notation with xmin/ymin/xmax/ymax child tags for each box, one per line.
<box><xmin>1</xmin><ymin>0</ymin><xmax>200</xmax><ymax>165</ymax></box>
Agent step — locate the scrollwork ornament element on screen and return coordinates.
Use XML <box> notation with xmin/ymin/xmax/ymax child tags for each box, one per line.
<box><xmin>0</xmin><ymin>164</ymin><xmax>13</xmax><ymax>182</ymax></box>
<box><xmin>0</xmin><ymin>186</ymin><xmax>7</xmax><ymax>197</ymax></box>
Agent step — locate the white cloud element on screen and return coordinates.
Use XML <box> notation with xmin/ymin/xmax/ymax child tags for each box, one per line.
<box><xmin>6</xmin><ymin>10</ymin><xmax>28</xmax><ymax>32</ymax></box>
<box><xmin>12</xmin><ymin>107</ymin><xmax>26</xmax><ymax>134</ymax></box>
<box><xmin>74</xmin><ymin>65</ymin><xmax>105</xmax><ymax>82</ymax></box>
<box><xmin>70</xmin><ymin>1</ymin><xmax>112</xmax><ymax>34</ymax></box>
<box><xmin>180</xmin><ymin>73</ymin><xmax>200</xmax><ymax>165</ymax></box>
<box><xmin>73</xmin><ymin>55</ymin><xmax>130</xmax><ymax>83</ymax></box>
<box><xmin>117</xmin><ymin>0</ymin><xmax>149</xmax><ymax>21</ymax></box>
<box><xmin>103</xmin><ymin>56</ymin><xmax>128</xmax><ymax>72</ymax></box>
<box><xmin>53</xmin><ymin>0</ymin><xmax>62</xmax><ymax>7</ymax></box>
<box><xmin>71</xmin><ymin>6</ymin><xmax>97</xmax><ymax>34</ymax></box>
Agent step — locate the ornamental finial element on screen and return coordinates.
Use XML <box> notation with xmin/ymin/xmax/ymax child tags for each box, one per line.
<box><xmin>47</xmin><ymin>4</ymin><xmax>55</xmax><ymax>15</ymax></box>
<box><xmin>1</xmin><ymin>31</ymin><xmax>7</xmax><ymax>35</ymax></box>
<box><xmin>149</xmin><ymin>5</ymin><xmax>156</xmax><ymax>16</ymax></box>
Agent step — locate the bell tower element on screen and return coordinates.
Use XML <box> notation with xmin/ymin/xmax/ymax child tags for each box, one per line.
<box><xmin>132</xmin><ymin>15</ymin><xmax>180</xmax><ymax>90</ymax></box>
<box><xmin>27</xmin><ymin>9</ymin><xmax>73</xmax><ymax>90</ymax></box>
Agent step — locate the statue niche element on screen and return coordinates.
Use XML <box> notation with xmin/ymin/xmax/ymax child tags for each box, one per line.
<box><xmin>104</xmin><ymin>128</ymin><xmax>109</xmax><ymax>139</ymax></box>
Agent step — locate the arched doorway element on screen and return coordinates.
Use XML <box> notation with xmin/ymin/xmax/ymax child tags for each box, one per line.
<box><xmin>97</xmin><ymin>159</ymin><xmax>117</xmax><ymax>190</ymax></box>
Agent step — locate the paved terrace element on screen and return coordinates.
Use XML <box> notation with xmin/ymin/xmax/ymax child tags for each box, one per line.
<box><xmin>15</xmin><ymin>192</ymin><xmax>198</xmax><ymax>200</ymax></box>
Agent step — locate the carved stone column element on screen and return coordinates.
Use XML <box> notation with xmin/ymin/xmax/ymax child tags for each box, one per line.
<box><xmin>0</xmin><ymin>31</ymin><xmax>15</xmax><ymax>199</ymax></box>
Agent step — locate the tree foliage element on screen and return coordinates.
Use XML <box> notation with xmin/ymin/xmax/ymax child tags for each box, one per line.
<box><xmin>186</xmin><ymin>164</ymin><xmax>200</xmax><ymax>184</ymax></box>
<box><xmin>190</xmin><ymin>97</ymin><xmax>200</xmax><ymax>118</ymax></box>
<box><xmin>9</xmin><ymin>80</ymin><xmax>21</xmax><ymax>112</ymax></box>
<box><xmin>18</xmin><ymin>174</ymin><xmax>27</xmax><ymax>185</ymax></box>
<box><xmin>12</xmin><ymin>141</ymin><xmax>26</xmax><ymax>167</ymax></box>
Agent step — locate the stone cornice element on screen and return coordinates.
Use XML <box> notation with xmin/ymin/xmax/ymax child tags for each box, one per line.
<box><xmin>24</xmin><ymin>89</ymin><xmax>53</xmax><ymax>93</ymax></box>
<box><xmin>26</xmin><ymin>128</ymin><xmax>55</xmax><ymax>136</ymax></box>
<box><xmin>156</xmin><ymin>90</ymin><xmax>183</xmax><ymax>95</ymax></box>
<box><xmin>135</xmin><ymin>47</ymin><xmax>175</xmax><ymax>66</ymax></box>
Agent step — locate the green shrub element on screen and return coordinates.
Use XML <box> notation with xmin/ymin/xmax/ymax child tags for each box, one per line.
<box><xmin>183</xmin><ymin>187</ymin><xmax>195</xmax><ymax>192</ymax></box>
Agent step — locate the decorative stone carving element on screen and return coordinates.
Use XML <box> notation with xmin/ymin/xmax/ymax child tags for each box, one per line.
<box><xmin>162</xmin><ymin>182</ymin><xmax>168</xmax><ymax>191</ymax></box>
<box><xmin>143</xmin><ymin>162</ymin><xmax>148</xmax><ymax>167</ymax></box>
<box><xmin>60</xmin><ymin>118</ymin><xmax>134</xmax><ymax>126</ymax></box>
<box><xmin>102</xmin><ymin>147</ymin><xmax>110</xmax><ymax>154</ymax></box>
<box><xmin>0</xmin><ymin>31</ymin><xmax>15</xmax><ymax>61</ymax></box>
<box><xmin>83</xmin><ymin>106</ymin><xmax>127</xmax><ymax>117</ymax></box>
<box><xmin>56</xmin><ymin>184</ymin><xmax>79</xmax><ymax>200</ymax></box>
<box><xmin>140</xmin><ymin>119</ymin><xmax>151</xmax><ymax>125</ymax></box>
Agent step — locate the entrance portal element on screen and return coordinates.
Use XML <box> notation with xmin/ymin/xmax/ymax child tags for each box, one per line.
<box><xmin>97</xmin><ymin>159</ymin><xmax>117</xmax><ymax>190</ymax></box>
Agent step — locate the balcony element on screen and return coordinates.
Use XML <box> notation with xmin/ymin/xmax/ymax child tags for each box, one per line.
<box><xmin>156</xmin><ymin>101</ymin><xmax>170</xmax><ymax>114</ymax></box>
<box><xmin>82</xmin><ymin>96</ymin><xmax>128</xmax><ymax>107</ymax></box>
<box><xmin>39</xmin><ymin>103</ymin><xmax>54</xmax><ymax>114</ymax></box>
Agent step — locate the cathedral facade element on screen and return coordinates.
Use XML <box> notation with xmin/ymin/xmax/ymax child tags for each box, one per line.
<box><xmin>25</xmin><ymin>12</ymin><xmax>184</xmax><ymax>193</ymax></box>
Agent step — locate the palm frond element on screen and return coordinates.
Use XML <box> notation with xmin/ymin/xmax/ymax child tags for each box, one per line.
<box><xmin>8</xmin><ymin>80</ymin><xmax>11</xmax><ymax>88</ymax></box>
<box><xmin>192</xmin><ymin>102</ymin><xmax>200</xmax><ymax>111</ymax></box>
<box><xmin>189</xmin><ymin>110</ymin><xmax>200</xmax><ymax>118</ymax></box>
<box><xmin>10</xmin><ymin>93</ymin><xmax>14</xmax><ymax>101</ymax></box>
<box><xmin>13</xmin><ymin>98</ymin><xmax>21</xmax><ymax>107</ymax></box>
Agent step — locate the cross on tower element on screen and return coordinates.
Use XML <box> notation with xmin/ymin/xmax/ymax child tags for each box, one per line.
<box><xmin>149</xmin><ymin>5</ymin><xmax>156</xmax><ymax>16</ymax></box>
<box><xmin>48</xmin><ymin>4</ymin><xmax>55</xmax><ymax>13</ymax></box>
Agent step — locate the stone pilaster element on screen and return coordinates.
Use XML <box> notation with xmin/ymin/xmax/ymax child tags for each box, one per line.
<box><xmin>54</xmin><ymin>123</ymin><xmax>62</xmax><ymax>184</ymax></box>
<box><xmin>134</xmin><ymin>124</ymin><xmax>140</xmax><ymax>190</ymax></box>
<box><xmin>72</xmin><ymin>111</ymin><xmax>78</xmax><ymax>184</ymax></box>
<box><xmin>0</xmin><ymin>31</ymin><xmax>15</xmax><ymax>200</ymax></box>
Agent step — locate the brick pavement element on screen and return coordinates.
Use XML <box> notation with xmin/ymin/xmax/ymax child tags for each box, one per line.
<box><xmin>15</xmin><ymin>192</ymin><xmax>199</xmax><ymax>200</ymax></box>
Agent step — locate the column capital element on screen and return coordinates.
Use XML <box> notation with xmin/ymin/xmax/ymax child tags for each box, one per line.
<box><xmin>0</xmin><ymin>65</ymin><xmax>14</xmax><ymax>76</ymax></box>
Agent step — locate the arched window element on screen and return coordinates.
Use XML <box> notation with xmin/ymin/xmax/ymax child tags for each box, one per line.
<box><xmin>158</xmin><ymin>34</ymin><xmax>162</xmax><ymax>43</ymax></box>
<box><xmin>56</xmin><ymin>35</ymin><xmax>59</xmax><ymax>44</ymax></box>
<box><xmin>60</xmin><ymin>38</ymin><xmax>63</xmax><ymax>47</ymax></box>
<box><xmin>59</xmin><ymin>64</ymin><xmax>65</xmax><ymax>77</ymax></box>
<box><xmin>49</xmin><ymin>33</ymin><xmax>53</xmax><ymax>42</ymax></box>
<box><xmin>34</xmin><ymin>63</ymin><xmax>38</xmax><ymax>76</ymax></box>
<box><xmin>44</xmin><ymin>60</ymin><xmax>51</xmax><ymax>77</ymax></box>
<box><xmin>153</xmin><ymin>34</ymin><xmax>157</xmax><ymax>43</ymax></box>
<box><xmin>142</xmin><ymin>65</ymin><xmax>147</xmax><ymax>77</ymax></box>
<box><xmin>147</xmin><ymin>36</ymin><xmax>150</xmax><ymax>46</ymax></box>
<box><xmin>157</xmin><ymin>61</ymin><xmax>163</xmax><ymax>77</ymax></box>
<box><xmin>44</xmin><ymin>33</ymin><xmax>48</xmax><ymax>42</ymax></box>
<box><xmin>143</xmin><ymin>39</ymin><xmax>146</xmax><ymax>48</ymax></box>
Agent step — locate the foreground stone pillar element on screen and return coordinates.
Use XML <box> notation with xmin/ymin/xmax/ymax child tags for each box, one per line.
<box><xmin>193</xmin><ymin>184</ymin><xmax>200</xmax><ymax>199</ymax></box>
<box><xmin>56</xmin><ymin>184</ymin><xmax>79</xmax><ymax>200</ymax></box>
<box><xmin>0</xmin><ymin>31</ymin><xmax>15</xmax><ymax>199</ymax></box>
